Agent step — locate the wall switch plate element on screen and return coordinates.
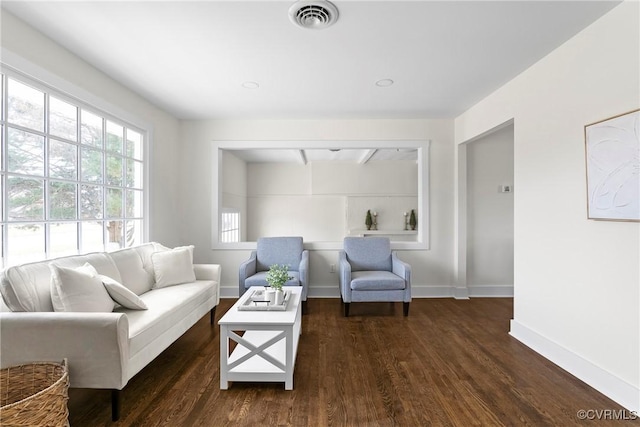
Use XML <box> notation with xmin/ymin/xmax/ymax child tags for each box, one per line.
<box><xmin>330</xmin><ymin>264</ymin><xmax>336</xmax><ymax>273</ymax></box>
<box><xmin>500</xmin><ymin>185</ymin><xmax>513</xmax><ymax>193</ymax></box>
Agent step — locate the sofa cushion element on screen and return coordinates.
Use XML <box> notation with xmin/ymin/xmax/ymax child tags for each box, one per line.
<box><xmin>151</xmin><ymin>246</ymin><xmax>196</xmax><ymax>288</ymax></box>
<box><xmin>50</xmin><ymin>264</ymin><xmax>116</xmax><ymax>312</ymax></box>
<box><xmin>1</xmin><ymin>252</ymin><xmax>121</xmax><ymax>312</ymax></box>
<box><xmin>120</xmin><ymin>280</ymin><xmax>216</xmax><ymax>356</ymax></box>
<box><xmin>108</xmin><ymin>245</ymin><xmax>154</xmax><ymax>296</ymax></box>
<box><xmin>76</xmin><ymin>262</ymin><xmax>147</xmax><ymax>310</ymax></box>
<box><xmin>1</xmin><ymin>265</ymin><xmax>42</xmax><ymax>312</ymax></box>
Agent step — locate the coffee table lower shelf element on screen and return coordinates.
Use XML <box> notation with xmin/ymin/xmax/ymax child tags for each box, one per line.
<box><xmin>223</xmin><ymin>329</ymin><xmax>299</xmax><ymax>387</ymax></box>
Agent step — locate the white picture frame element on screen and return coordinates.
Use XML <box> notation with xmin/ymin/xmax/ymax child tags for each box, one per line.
<box><xmin>585</xmin><ymin>109</ymin><xmax>640</xmax><ymax>221</ymax></box>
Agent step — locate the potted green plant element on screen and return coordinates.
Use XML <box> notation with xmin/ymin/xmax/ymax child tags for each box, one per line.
<box><xmin>266</xmin><ymin>264</ymin><xmax>292</xmax><ymax>304</ymax></box>
<box><xmin>365</xmin><ymin>210</ymin><xmax>373</xmax><ymax>230</ymax></box>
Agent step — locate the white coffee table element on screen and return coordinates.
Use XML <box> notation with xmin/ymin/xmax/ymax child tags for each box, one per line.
<box><xmin>219</xmin><ymin>286</ymin><xmax>302</xmax><ymax>390</ymax></box>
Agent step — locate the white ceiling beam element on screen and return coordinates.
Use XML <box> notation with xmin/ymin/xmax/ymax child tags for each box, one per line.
<box><xmin>359</xmin><ymin>149</ymin><xmax>377</xmax><ymax>164</ymax></box>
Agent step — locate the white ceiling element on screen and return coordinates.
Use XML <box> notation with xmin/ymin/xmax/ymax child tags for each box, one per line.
<box><xmin>229</xmin><ymin>148</ymin><xmax>417</xmax><ymax>163</ymax></box>
<box><xmin>2</xmin><ymin>1</ymin><xmax>620</xmax><ymax>120</ymax></box>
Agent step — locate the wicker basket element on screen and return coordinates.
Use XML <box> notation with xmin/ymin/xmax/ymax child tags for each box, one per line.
<box><xmin>0</xmin><ymin>359</ymin><xmax>69</xmax><ymax>427</ymax></box>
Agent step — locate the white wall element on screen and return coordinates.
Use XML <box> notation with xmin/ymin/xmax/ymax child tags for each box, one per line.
<box><xmin>179</xmin><ymin>119</ymin><xmax>455</xmax><ymax>297</ymax></box>
<box><xmin>247</xmin><ymin>162</ymin><xmax>346</xmax><ymax>241</ymax></box>
<box><xmin>0</xmin><ymin>10</ymin><xmax>182</xmax><ymax>246</ymax></box>
<box><xmin>245</xmin><ymin>160</ymin><xmax>417</xmax><ymax>241</ymax></box>
<box><xmin>221</xmin><ymin>151</ymin><xmax>248</xmax><ymax>241</ymax></box>
<box><xmin>455</xmin><ymin>1</ymin><xmax>639</xmax><ymax>411</ymax></box>
<box><xmin>466</xmin><ymin>125</ymin><xmax>514</xmax><ymax>291</ymax></box>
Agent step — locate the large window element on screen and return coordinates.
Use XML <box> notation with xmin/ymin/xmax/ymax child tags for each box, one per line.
<box><xmin>0</xmin><ymin>71</ymin><xmax>146</xmax><ymax>267</ymax></box>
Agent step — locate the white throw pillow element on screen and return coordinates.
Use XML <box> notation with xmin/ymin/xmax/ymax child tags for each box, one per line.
<box><xmin>76</xmin><ymin>262</ymin><xmax>147</xmax><ymax>309</ymax></box>
<box><xmin>79</xmin><ymin>262</ymin><xmax>99</xmax><ymax>276</ymax></box>
<box><xmin>151</xmin><ymin>246</ymin><xmax>196</xmax><ymax>288</ymax></box>
<box><xmin>49</xmin><ymin>264</ymin><xmax>115</xmax><ymax>312</ymax></box>
<box><xmin>101</xmin><ymin>275</ymin><xmax>148</xmax><ymax>310</ymax></box>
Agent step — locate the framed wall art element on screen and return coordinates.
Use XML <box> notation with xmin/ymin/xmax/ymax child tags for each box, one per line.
<box><xmin>584</xmin><ymin>108</ymin><xmax>640</xmax><ymax>221</ymax></box>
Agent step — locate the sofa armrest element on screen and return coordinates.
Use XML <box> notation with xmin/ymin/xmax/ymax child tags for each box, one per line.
<box><xmin>392</xmin><ymin>252</ymin><xmax>412</xmax><ymax>302</ymax></box>
<box><xmin>193</xmin><ymin>264</ymin><xmax>221</xmax><ymax>306</ymax></box>
<box><xmin>194</xmin><ymin>264</ymin><xmax>221</xmax><ymax>282</ymax></box>
<box><xmin>338</xmin><ymin>250</ymin><xmax>352</xmax><ymax>302</ymax></box>
<box><xmin>0</xmin><ymin>312</ymin><xmax>129</xmax><ymax>389</ymax></box>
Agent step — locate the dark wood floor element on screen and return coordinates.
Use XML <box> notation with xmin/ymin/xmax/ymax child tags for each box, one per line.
<box><xmin>68</xmin><ymin>298</ymin><xmax>636</xmax><ymax>426</ymax></box>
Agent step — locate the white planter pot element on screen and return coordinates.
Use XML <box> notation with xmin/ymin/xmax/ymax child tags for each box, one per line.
<box><xmin>266</xmin><ymin>289</ymin><xmax>276</xmax><ymax>305</ymax></box>
<box><xmin>275</xmin><ymin>290</ymin><xmax>284</xmax><ymax>305</ymax></box>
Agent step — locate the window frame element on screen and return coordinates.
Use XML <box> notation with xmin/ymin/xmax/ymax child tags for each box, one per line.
<box><xmin>212</xmin><ymin>139</ymin><xmax>430</xmax><ymax>251</ymax></box>
<box><xmin>0</xmin><ymin>63</ymin><xmax>149</xmax><ymax>267</ymax></box>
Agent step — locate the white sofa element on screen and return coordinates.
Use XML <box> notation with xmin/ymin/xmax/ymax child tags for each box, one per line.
<box><xmin>0</xmin><ymin>242</ymin><xmax>220</xmax><ymax>421</ymax></box>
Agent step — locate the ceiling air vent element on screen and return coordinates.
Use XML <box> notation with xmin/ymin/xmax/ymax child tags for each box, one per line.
<box><xmin>289</xmin><ymin>0</ymin><xmax>339</xmax><ymax>30</ymax></box>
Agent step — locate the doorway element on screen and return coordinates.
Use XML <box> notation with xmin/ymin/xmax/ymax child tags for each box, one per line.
<box><xmin>457</xmin><ymin>123</ymin><xmax>514</xmax><ymax>297</ymax></box>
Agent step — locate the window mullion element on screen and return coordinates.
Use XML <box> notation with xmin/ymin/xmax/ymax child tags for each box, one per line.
<box><xmin>1</xmin><ymin>74</ymin><xmax>5</xmax><ymax>268</ymax></box>
<box><xmin>75</xmin><ymin>99</ymin><xmax>81</xmax><ymax>254</ymax></box>
<box><xmin>102</xmin><ymin>117</ymin><xmax>107</xmax><ymax>251</ymax></box>
<box><xmin>44</xmin><ymin>92</ymin><xmax>50</xmax><ymax>258</ymax></box>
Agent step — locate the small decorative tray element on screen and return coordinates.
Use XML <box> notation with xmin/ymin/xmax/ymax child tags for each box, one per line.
<box><xmin>237</xmin><ymin>289</ymin><xmax>292</xmax><ymax>311</ymax></box>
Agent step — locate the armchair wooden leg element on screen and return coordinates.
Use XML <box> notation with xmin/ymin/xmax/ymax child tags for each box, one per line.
<box><xmin>403</xmin><ymin>302</ymin><xmax>410</xmax><ymax>317</ymax></box>
<box><xmin>210</xmin><ymin>306</ymin><xmax>217</xmax><ymax>325</ymax></box>
<box><xmin>111</xmin><ymin>389</ymin><xmax>121</xmax><ymax>421</ymax></box>
<box><xmin>344</xmin><ymin>302</ymin><xmax>350</xmax><ymax>317</ymax></box>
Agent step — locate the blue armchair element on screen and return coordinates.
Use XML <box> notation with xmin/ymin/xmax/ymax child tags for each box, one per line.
<box><xmin>238</xmin><ymin>236</ymin><xmax>309</xmax><ymax>303</ymax></box>
<box><xmin>339</xmin><ymin>237</ymin><xmax>411</xmax><ymax>317</ymax></box>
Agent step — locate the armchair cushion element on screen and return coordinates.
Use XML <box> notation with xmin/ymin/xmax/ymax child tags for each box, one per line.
<box><xmin>245</xmin><ymin>271</ymin><xmax>301</xmax><ymax>288</ymax></box>
<box><xmin>343</xmin><ymin>237</ymin><xmax>392</xmax><ymax>271</ymax></box>
<box><xmin>256</xmin><ymin>237</ymin><xmax>303</xmax><ymax>271</ymax></box>
<box><xmin>350</xmin><ymin>271</ymin><xmax>406</xmax><ymax>291</ymax></box>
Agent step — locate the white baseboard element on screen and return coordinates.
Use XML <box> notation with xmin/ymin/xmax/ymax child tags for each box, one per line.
<box><xmin>220</xmin><ymin>284</ymin><xmax>513</xmax><ymax>299</ymax></box>
<box><xmin>510</xmin><ymin>319</ymin><xmax>639</xmax><ymax>412</ymax></box>
<box><xmin>468</xmin><ymin>284</ymin><xmax>513</xmax><ymax>297</ymax></box>
<box><xmin>221</xmin><ymin>284</ymin><xmax>459</xmax><ymax>299</ymax></box>
<box><xmin>454</xmin><ymin>286</ymin><xmax>469</xmax><ymax>299</ymax></box>
<box><xmin>307</xmin><ymin>286</ymin><xmax>340</xmax><ymax>298</ymax></box>
<box><xmin>220</xmin><ymin>287</ymin><xmax>239</xmax><ymax>298</ymax></box>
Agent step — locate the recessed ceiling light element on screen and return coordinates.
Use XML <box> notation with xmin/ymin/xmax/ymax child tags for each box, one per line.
<box><xmin>375</xmin><ymin>79</ymin><xmax>394</xmax><ymax>87</ymax></box>
<box><xmin>242</xmin><ymin>81</ymin><xmax>260</xmax><ymax>89</ymax></box>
